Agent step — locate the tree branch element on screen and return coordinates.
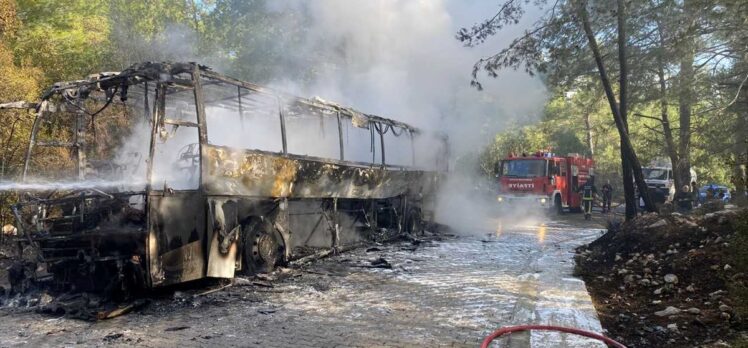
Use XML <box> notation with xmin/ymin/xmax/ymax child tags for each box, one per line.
<box><xmin>632</xmin><ymin>112</ymin><xmax>664</xmax><ymax>123</ymax></box>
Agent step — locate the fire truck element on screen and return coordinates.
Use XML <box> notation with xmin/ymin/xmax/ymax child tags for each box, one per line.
<box><xmin>495</xmin><ymin>151</ymin><xmax>595</xmax><ymax>213</ymax></box>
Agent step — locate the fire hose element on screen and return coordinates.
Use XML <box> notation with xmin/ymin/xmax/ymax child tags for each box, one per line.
<box><xmin>481</xmin><ymin>325</ymin><xmax>627</xmax><ymax>348</ymax></box>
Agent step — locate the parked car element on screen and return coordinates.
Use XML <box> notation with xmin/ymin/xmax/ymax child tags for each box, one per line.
<box><xmin>698</xmin><ymin>184</ymin><xmax>731</xmax><ymax>203</ymax></box>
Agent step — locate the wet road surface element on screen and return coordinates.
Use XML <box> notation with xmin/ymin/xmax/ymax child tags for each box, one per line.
<box><xmin>0</xmin><ymin>215</ymin><xmax>607</xmax><ymax>347</ymax></box>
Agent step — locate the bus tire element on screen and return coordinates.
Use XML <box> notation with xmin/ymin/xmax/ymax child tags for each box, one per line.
<box><xmin>241</xmin><ymin>218</ymin><xmax>284</xmax><ymax>275</ymax></box>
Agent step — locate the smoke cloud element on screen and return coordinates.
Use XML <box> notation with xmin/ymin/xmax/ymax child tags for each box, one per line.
<box><xmin>264</xmin><ymin>1</ymin><xmax>548</xmax><ymax>230</ymax></box>
<box><xmin>9</xmin><ymin>1</ymin><xmax>549</xmax><ymax>234</ymax></box>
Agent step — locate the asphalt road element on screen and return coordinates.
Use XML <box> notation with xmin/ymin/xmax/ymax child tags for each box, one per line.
<box><xmin>0</xmin><ymin>213</ymin><xmax>609</xmax><ymax>348</ymax></box>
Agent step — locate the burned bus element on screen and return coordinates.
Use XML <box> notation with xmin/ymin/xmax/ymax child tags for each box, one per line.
<box><xmin>4</xmin><ymin>62</ymin><xmax>447</xmax><ymax>294</ymax></box>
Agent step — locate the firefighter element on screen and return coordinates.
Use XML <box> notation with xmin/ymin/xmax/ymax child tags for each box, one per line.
<box><xmin>577</xmin><ymin>177</ymin><xmax>597</xmax><ymax>220</ymax></box>
<box><xmin>601</xmin><ymin>180</ymin><xmax>613</xmax><ymax>213</ymax></box>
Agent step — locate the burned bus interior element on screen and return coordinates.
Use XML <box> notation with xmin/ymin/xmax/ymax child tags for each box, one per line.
<box><xmin>8</xmin><ymin>62</ymin><xmax>448</xmax><ymax>294</ymax></box>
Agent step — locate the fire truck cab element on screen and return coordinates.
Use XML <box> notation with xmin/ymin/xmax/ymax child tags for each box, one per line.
<box><xmin>496</xmin><ymin>152</ymin><xmax>595</xmax><ymax>213</ymax></box>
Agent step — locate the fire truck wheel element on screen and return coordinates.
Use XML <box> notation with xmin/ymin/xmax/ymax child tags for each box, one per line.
<box><xmin>242</xmin><ymin>218</ymin><xmax>284</xmax><ymax>275</ymax></box>
<box><xmin>554</xmin><ymin>195</ymin><xmax>564</xmax><ymax>215</ymax></box>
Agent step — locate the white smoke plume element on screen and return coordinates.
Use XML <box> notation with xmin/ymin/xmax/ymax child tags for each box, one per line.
<box><xmin>265</xmin><ymin>1</ymin><xmax>548</xmax><ymax>231</ymax></box>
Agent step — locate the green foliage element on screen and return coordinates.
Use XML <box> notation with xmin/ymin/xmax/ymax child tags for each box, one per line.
<box><xmin>106</xmin><ymin>0</ymin><xmax>224</xmax><ymax>70</ymax></box>
<box><xmin>12</xmin><ymin>0</ymin><xmax>110</xmax><ymax>83</ymax></box>
<box><xmin>204</xmin><ymin>0</ymin><xmax>309</xmax><ymax>83</ymax></box>
<box><xmin>0</xmin><ymin>0</ymin><xmax>19</xmax><ymax>37</ymax></box>
<box><xmin>464</xmin><ymin>0</ymin><xmax>748</xmax><ymax>204</ymax></box>
<box><xmin>483</xmin><ymin>72</ymin><xmax>741</xmax><ymax>196</ymax></box>
<box><xmin>0</xmin><ymin>2</ymin><xmax>41</xmax><ymax>223</ymax></box>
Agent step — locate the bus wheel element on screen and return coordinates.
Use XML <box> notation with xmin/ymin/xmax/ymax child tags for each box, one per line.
<box><xmin>554</xmin><ymin>195</ymin><xmax>564</xmax><ymax>215</ymax></box>
<box><xmin>242</xmin><ymin>218</ymin><xmax>284</xmax><ymax>275</ymax></box>
<box><xmin>107</xmin><ymin>259</ymin><xmax>145</xmax><ymax>301</ymax></box>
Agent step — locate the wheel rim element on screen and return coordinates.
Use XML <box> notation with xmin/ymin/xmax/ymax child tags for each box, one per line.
<box><xmin>245</xmin><ymin>220</ymin><xmax>283</xmax><ymax>274</ymax></box>
<box><xmin>254</xmin><ymin>233</ymin><xmax>279</xmax><ymax>265</ymax></box>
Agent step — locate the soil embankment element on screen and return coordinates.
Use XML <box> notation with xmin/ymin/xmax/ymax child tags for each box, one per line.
<box><xmin>576</xmin><ymin>206</ymin><xmax>748</xmax><ymax>347</ymax></box>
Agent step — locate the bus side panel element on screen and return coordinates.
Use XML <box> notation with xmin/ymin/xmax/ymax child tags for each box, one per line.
<box><xmin>201</xmin><ymin>145</ymin><xmax>431</xmax><ymax>200</ymax></box>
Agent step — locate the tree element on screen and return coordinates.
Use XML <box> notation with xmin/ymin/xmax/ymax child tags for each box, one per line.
<box><xmin>12</xmin><ymin>0</ymin><xmax>110</xmax><ymax>84</ymax></box>
<box><xmin>577</xmin><ymin>0</ymin><xmax>655</xmax><ymax>218</ymax></box>
<box><xmin>636</xmin><ymin>0</ymin><xmax>748</xmax><ymax>197</ymax></box>
<box><xmin>107</xmin><ymin>0</ymin><xmax>200</xmax><ymax>69</ymax></box>
<box><xmin>206</xmin><ymin>0</ymin><xmax>310</xmax><ymax>83</ymax></box>
<box><xmin>0</xmin><ymin>0</ymin><xmax>42</xmax><ymax>221</ymax></box>
<box><xmin>458</xmin><ymin>0</ymin><xmax>657</xmax><ymax>219</ymax></box>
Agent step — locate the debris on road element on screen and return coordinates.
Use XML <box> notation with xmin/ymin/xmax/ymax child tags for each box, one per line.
<box><xmin>103</xmin><ymin>332</ymin><xmax>124</xmax><ymax>342</ymax></box>
<box><xmin>164</xmin><ymin>326</ymin><xmax>191</xmax><ymax>332</ymax></box>
<box><xmin>97</xmin><ymin>299</ymin><xmax>148</xmax><ymax>320</ymax></box>
<box><xmin>38</xmin><ymin>293</ymin><xmax>149</xmax><ymax>321</ymax></box>
<box><xmin>369</xmin><ymin>257</ymin><xmax>393</xmax><ymax>269</ymax></box>
<box><xmin>257</xmin><ymin>308</ymin><xmax>277</xmax><ymax>315</ymax></box>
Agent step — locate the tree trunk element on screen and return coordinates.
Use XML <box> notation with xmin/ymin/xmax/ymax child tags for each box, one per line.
<box><xmin>735</xmin><ymin>92</ymin><xmax>748</xmax><ymax>199</ymax></box>
<box><xmin>583</xmin><ymin>112</ymin><xmax>594</xmax><ymax>156</ymax></box>
<box><xmin>653</xmin><ymin>17</ymin><xmax>682</xmax><ymax>193</ymax></box>
<box><xmin>676</xmin><ymin>0</ymin><xmax>696</xmax><ymax>192</ymax></box>
<box><xmin>677</xmin><ymin>51</ymin><xmax>694</xmax><ymax>191</ymax></box>
<box><xmin>189</xmin><ymin>0</ymin><xmax>202</xmax><ymax>54</ymax></box>
<box><xmin>657</xmin><ymin>57</ymin><xmax>681</xmax><ymax>190</ymax></box>
<box><xmin>616</xmin><ymin>0</ymin><xmax>638</xmax><ymax>219</ymax></box>
<box><xmin>577</xmin><ymin>0</ymin><xmax>657</xmax><ymax>219</ymax></box>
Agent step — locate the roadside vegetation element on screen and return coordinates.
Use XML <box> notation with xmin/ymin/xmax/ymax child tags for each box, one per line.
<box><xmin>460</xmin><ymin>0</ymin><xmax>747</xmax><ymax>214</ymax></box>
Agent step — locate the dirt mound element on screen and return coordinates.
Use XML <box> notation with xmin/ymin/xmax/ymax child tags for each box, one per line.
<box><xmin>576</xmin><ymin>208</ymin><xmax>748</xmax><ymax>347</ymax></box>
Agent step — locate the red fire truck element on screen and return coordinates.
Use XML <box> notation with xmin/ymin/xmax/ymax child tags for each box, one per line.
<box><xmin>496</xmin><ymin>151</ymin><xmax>595</xmax><ymax>213</ymax></box>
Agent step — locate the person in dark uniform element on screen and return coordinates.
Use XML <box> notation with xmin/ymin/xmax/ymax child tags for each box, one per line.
<box><xmin>577</xmin><ymin>177</ymin><xmax>597</xmax><ymax>219</ymax></box>
<box><xmin>675</xmin><ymin>184</ymin><xmax>693</xmax><ymax>213</ymax></box>
<box><xmin>601</xmin><ymin>180</ymin><xmax>613</xmax><ymax>213</ymax></box>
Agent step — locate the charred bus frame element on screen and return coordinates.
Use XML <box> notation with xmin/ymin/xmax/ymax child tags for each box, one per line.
<box><xmin>6</xmin><ymin>62</ymin><xmax>447</xmax><ymax>293</ymax></box>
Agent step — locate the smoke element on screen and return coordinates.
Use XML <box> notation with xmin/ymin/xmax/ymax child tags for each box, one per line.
<box><xmin>116</xmin><ymin>1</ymin><xmax>550</xmax><ymax>230</ymax></box>
<box><xmin>0</xmin><ymin>179</ymin><xmax>146</xmax><ymax>192</ymax></box>
<box><xmin>262</xmin><ymin>1</ymin><xmax>548</xmax><ymax>231</ymax></box>
<box><xmin>10</xmin><ymin>2</ymin><xmax>549</xmax><ymax>234</ymax></box>
<box><xmin>107</xmin><ymin>0</ymin><xmax>549</xmax><ymax>167</ymax></box>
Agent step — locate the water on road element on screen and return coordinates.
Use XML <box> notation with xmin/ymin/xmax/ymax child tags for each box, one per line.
<box><xmin>0</xmin><ymin>214</ymin><xmax>607</xmax><ymax>347</ymax></box>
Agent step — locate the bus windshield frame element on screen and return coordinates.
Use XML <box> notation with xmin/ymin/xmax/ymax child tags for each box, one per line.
<box><xmin>643</xmin><ymin>168</ymin><xmax>670</xmax><ymax>181</ymax></box>
<box><xmin>500</xmin><ymin>159</ymin><xmax>548</xmax><ymax>178</ymax></box>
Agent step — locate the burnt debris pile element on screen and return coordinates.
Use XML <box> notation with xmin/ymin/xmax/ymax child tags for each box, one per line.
<box><xmin>575</xmin><ymin>206</ymin><xmax>748</xmax><ymax>347</ymax></box>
